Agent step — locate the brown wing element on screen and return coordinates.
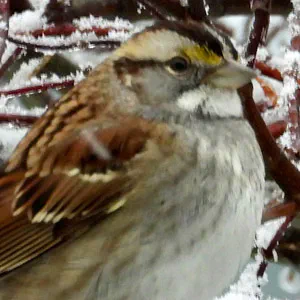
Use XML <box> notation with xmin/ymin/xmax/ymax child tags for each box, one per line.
<box><xmin>0</xmin><ymin>116</ymin><xmax>177</xmax><ymax>274</ymax></box>
<box><xmin>5</xmin><ymin>64</ymin><xmax>110</xmax><ymax>174</ymax></box>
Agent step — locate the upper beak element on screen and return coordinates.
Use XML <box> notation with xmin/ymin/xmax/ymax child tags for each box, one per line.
<box><xmin>202</xmin><ymin>59</ymin><xmax>256</xmax><ymax>89</ymax></box>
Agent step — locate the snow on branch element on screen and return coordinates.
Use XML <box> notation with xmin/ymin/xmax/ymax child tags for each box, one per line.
<box><xmin>8</xmin><ymin>12</ymin><xmax>134</xmax><ymax>51</ymax></box>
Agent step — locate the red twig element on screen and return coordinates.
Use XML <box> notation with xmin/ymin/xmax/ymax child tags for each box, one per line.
<box><xmin>256</xmin><ymin>77</ymin><xmax>278</xmax><ymax>106</ymax></box>
<box><xmin>246</xmin><ymin>0</ymin><xmax>271</xmax><ymax>68</ymax></box>
<box><xmin>257</xmin><ymin>215</ymin><xmax>294</xmax><ymax>278</ymax></box>
<box><xmin>263</xmin><ymin>202</ymin><xmax>298</xmax><ymax>222</ymax></box>
<box><xmin>0</xmin><ymin>47</ymin><xmax>23</xmax><ymax>79</ymax></box>
<box><xmin>255</xmin><ymin>61</ymin><xmax>283</xmax><ymax>81</ymax></box>
<box><xmin>0</xmin><ymin>80</ymin><xmax>75</xmax><ymax>98</ymax></box>
<box><xmin>0</xmin><ymin>114</ymin><xmax>38</xmax><ymax>126</ymax></box>
<box><xmin>15</xmin><ymin>25</ymin><xmax>129</xmax><ymax>38</ymax></box>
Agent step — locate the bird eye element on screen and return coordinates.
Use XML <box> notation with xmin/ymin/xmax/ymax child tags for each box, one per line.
<box><xmin>167</xmin><ymin>56</ymin><xmax>190</xmax><ymax>74</ymax></box>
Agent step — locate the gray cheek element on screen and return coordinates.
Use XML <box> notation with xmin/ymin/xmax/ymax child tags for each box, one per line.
<box><xmin>132</xmin><ymin>67</ymin><xmax>197</xmax><ymax>105</ymax></box>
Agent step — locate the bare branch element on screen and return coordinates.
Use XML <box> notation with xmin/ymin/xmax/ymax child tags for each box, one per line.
<box><xmin>7</xmin><ymin>37</ymin><xmax>120</xmax><ymax>52</ymax></box>
<box><xmin>257</xmin><ymin>215</ymin><xmax>295</xmax><ymax>277</ymax></box>
<box><xmin>255</xmin><ymin>60</ymin><xmax>283</xmax><ymax>81</ymax></box>
<box><xmin>0</xmin><ymin>47</ymin><xmax>23</xmax><ymax>79</ymax></box>
<box><xmin>245</xmin><ymin>0</ymin><xmax>271</xmax><ymax>67</ymax></box>
<box><xmin>0</xmin><ymin>114</ymin><xmax>38</xmax><ymax>126</ymax></box>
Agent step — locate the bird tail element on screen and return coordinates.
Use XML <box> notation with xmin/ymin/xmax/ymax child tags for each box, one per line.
<box><xmin>0</xmin><ymin>172</ymin><xmax>61</xmax><ymax>275</ymax></box>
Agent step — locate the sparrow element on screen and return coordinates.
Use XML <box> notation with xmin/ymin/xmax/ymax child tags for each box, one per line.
<box><xmin>0</xmin><ymin>20</ymin><xmax>265</xmax><ymax>300</ymax></box>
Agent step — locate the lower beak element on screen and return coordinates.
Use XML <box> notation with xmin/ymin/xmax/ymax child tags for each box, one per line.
<box><xmin>202</xmin><ymin>59</ymin><xmax>256</xmax><ymax>89</ymax></box>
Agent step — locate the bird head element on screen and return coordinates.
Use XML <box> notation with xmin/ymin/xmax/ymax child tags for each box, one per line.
<box><xmin>113</xmin><ymin>20</ymin><xmax>255</xmax><ymax>119</ymax></box>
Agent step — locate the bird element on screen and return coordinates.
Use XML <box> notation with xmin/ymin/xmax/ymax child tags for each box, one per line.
<box><xmin>0</xmin><ymin>19</ymin><xmax>265</xmax><ymax>300</ymax></box>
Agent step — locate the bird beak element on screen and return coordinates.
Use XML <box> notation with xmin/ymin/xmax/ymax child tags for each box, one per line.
<box><xmin>202</xmin><ymin>59</ymin><xmax>256</xmax><ymax>89</ymax></box>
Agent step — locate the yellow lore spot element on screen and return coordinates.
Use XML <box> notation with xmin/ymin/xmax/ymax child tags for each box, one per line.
<box><xmin>182</xmin><ymin>45</ymin><xmax>222</xmax><ymax>66</ymax></box>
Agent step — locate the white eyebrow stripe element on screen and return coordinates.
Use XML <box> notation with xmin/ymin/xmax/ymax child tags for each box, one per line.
<box><xmin>114</xmin><ymin>30</ymin><xmax>197</xmax><ymax>62</ymax></box>
<box><xmin>202</xmin><ymin>23</ymin><xmax>234</xmax><ymax>60</ymax></box>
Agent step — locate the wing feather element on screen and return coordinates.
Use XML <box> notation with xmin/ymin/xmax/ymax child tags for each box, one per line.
<box><xmin>0</xmin><ymin>116</ymin><xmax>178</xmax><ymax>274</ymax></box>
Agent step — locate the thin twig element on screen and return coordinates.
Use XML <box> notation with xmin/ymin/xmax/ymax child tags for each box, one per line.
<box><xmin>7</xmin><ymin>37</ymin><xmax>121</xmax><ymax>52</ymax></box>
<box><xmin>0</xmin><ymin>114</ymin><xmax>38</xmax><ymax>126</ymax></box>
<box><xmin>245</xmin><ymin>0</ymin><xmax>271</xmax><ymax>68</ymax></box>
<box><xmin>15</xmin><ymin>25</ymin><xmax>130</xmax><ymax>38</ymax></box>
<box><xmin>263</xmin><ymin>202</ymin><xmax>298</xmax><ymax>222</ymax></box>
<box><xmin>257</xmin><ymin>215</ymin><xmax>295</xmax><ymax>277</ymax></box>
<box><xmin>0</xmin><ymin>80</ymin><xmax>75</xmax><ymax>97</ymax></box>
<box><xmin>0</xmin><ymin>47</ymin><xmax>23</xmax><ymax>79</ymax></box>
<box><xmin>255</xmin><ymin>60</ymin><xmax>283</xmax><ymax>81</ymax></box>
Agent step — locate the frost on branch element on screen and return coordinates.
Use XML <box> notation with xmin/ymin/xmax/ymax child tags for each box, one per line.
<box><xmin>9</xmin><ymin>12</ymin><xmax>135</xmax><ymax>51</ymax></box>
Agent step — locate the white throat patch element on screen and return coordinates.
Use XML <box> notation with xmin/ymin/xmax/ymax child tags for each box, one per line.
<box><xmin>176</xmin><ymin>85</ymin><xmax>243</xmax><ymax>118</ymax></box>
